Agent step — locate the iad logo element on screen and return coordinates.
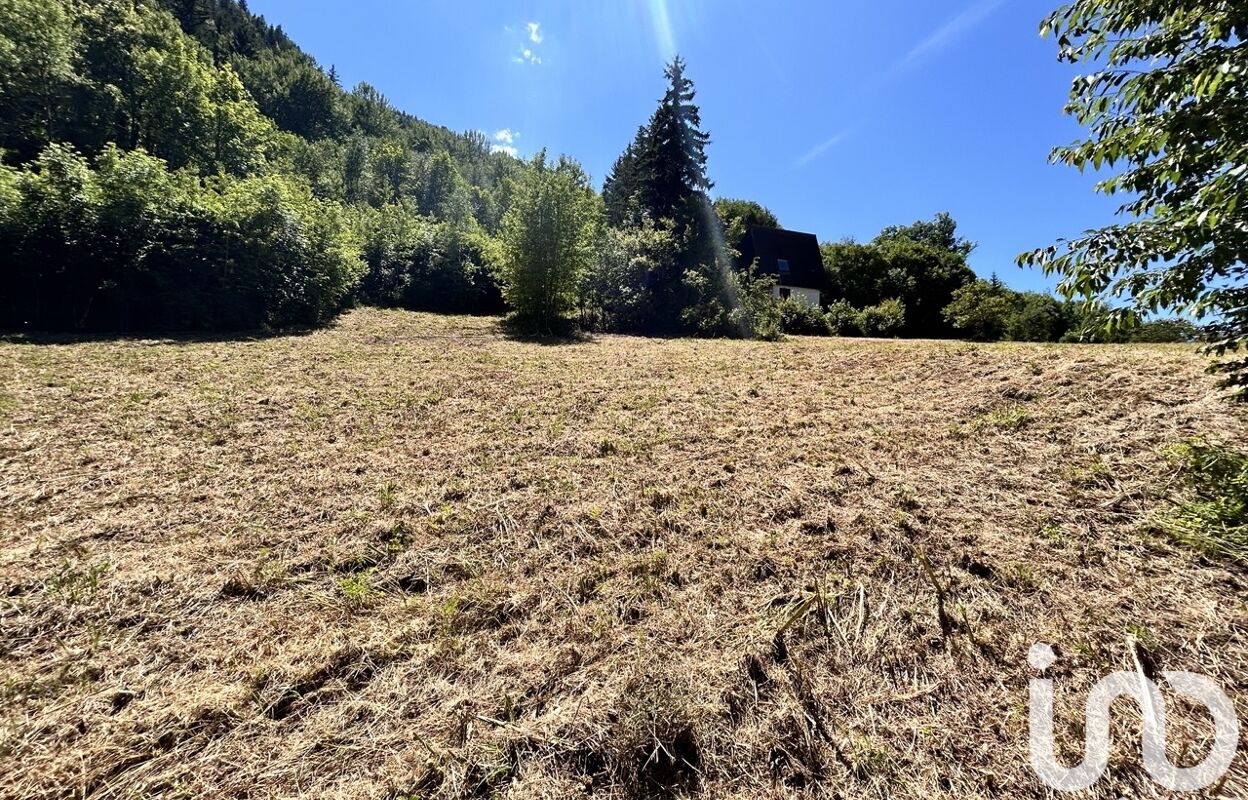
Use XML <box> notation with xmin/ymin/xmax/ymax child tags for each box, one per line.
<box><xmin>1028</xmin><ymin>643</ymin><xmax>1239</xmax><ymax>791</ymax></box>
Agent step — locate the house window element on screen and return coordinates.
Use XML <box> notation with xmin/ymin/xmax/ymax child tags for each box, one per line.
<box><xmin>778</xmin><ymin>287</ymin><xmax>791</xmax><ymax>299</ymax></box>
<box><xmin>777</xmin><ymin>258</ymin><xmax>791</xmax><ymax>275</ymax></box>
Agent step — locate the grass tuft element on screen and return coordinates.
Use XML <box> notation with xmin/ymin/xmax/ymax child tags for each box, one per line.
<box><xmin>43</xmin><ymin>559</ymin><xmax>109</xmax><ymax>606</ymax></box>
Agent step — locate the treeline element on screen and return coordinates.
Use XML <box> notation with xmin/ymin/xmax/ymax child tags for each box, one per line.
<box><xmin>795</xmin><ymin>216</ymin><xmax>1199</xmax><ymax>343</ymax></box>
<box><xmin>0</xmin><ymin>144</ymin><xmax>360</xmax><ymax>330</ymax></box>
<box><xmin>0</xmin><ymin>0</ymin><xmax>770</xmax><ymax>340</ymax></box>
<box><xmin>0</xmin><ymin>0</ymin><xmax>1199</xmax><ymax>343</ymax></box>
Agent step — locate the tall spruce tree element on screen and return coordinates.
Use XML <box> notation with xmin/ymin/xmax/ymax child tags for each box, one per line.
<box><xmin>602</xmin><ymin>57</ymin><xmax>727</xmax><ymax>332</ymax></box>
<box><xmin>640</xmin><ymin>56</ymin><xmax>713</xmax><ymax>223</ymax></box>
<box><xmin>603</xmin><ymin>57</ymin><xmax>713</xmax><ymax>232</ymax></box>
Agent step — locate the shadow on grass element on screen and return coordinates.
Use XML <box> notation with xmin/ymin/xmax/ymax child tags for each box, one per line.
<box><xmin>497</xmin><ymin>315</ymin><xmax>596</xmax><ymax>346</ymax></box>
<box><xmin>0</xmin><ymin>325</ymin><xmax>319</xmax><ymax>347</ymax></box>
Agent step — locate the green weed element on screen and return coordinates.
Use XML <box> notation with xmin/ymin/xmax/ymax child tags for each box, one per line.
<box><xmin>43</xmin><ymin>559</ymin><xmax>109</xmax><ymax>605</ymax></box>
<box><xmin>1161</xmin><ymin>439</ymin><xmax>1248</xmax><ymax>563</ymax></box>
<box><xmin>974</xmin><ymin>404</ymin><xmax>1031</xmax><ymax>431</ymax></box>
<box><xmin>337</xmin><ymin>570</ymin><xmax>383</xmax><ymax>607</ymax></box>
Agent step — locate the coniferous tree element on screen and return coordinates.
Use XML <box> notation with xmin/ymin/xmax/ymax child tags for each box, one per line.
<box><xmin>604</xmin><ymin>57</ymin><xmax>713</xmax><ymax>234</ymax></box>
<box><xmin>639</xmin><ymin>56</ymin><xmax>712</xmax><ymax>223</ymax></box>
<box><xmin>601</xmin><ymin>57</ymin><xmax>729</xmax><ymax>332</ymax></box>
<box><xmin>602</xmin><ymin>126</ymin><xmax>647</xmax><ymax>227</ymax></box>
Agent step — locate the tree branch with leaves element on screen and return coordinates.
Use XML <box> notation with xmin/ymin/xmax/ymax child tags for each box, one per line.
<box><xmin>1019</xmin><ymin>1</ymin><xmax>1248</xmax><ymax>398</ymax></box>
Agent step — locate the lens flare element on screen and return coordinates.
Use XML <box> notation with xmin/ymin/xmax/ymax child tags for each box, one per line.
<box><xmin>646</xmin><ymin>0</ymin><xmax>677</xmax><ymax>61</ymax></box>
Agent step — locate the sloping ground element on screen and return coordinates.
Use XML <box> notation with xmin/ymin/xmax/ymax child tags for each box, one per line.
<box><xmin>1</xmin><ymin>308</ymin><xmax>1245</xmax><ymax>799</ymax></box>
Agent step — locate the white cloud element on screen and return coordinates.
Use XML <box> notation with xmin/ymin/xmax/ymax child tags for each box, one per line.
<box><xmin>509</xmin><ymin>21</ymin><xmax>543</xmax><ymax>65</ymax></box>
<box><xmin>490</xmin><ymin>129</ymin><xmax>519</xmax><ymax>157</ymax></box>
<box><xmin>513</xmin><ymin>46</ymin><xmax>542</xmax><ymax>65</ymax></box>
<box><xmin>793</xmin><ymin>129</ymin><xmax>853</xmax><ymax>168</ymax></box>
<box><xmin>887</xmin><ymin>0</ymin><xmax>1005</xmax><ymax>77</ymax></box>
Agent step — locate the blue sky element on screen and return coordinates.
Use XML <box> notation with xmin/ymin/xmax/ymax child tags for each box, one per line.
<box><xmin>248</xmin><ymin>0</ymin><xmax>1120</xmax><ymax>293</ymax></box>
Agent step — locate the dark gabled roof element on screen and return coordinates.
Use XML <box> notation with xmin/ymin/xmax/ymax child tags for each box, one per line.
<box><xmin>734</xmin><ymin>226</ymin><xmax>825</xmax><ymax>291</ymax></box>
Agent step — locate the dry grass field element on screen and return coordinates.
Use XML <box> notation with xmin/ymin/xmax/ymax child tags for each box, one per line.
<box><xmin>2</xmin><ymin>307</ymin><xmax>1246</xmax><ymax>799</ymax></box>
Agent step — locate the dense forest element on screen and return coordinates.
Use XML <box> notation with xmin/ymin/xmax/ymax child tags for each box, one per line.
<box><xmin>0</xmin><ymin>0</ymin><xmax>1199</xmax><ymax>342</ymax></box>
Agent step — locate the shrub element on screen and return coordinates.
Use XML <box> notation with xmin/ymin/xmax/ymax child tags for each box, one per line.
<box><xmin>356</xmin><ymin>201</ymin><xmax>432</xmax><ymax>307</ymax></box>
<box><xmin>943</xmin><ymin>280</ymin><xmax>1012</xmax><ymax>341</ymax></box>
<box><xmin>1162</xmin><ymin>440</ymin><xmax>1248</xmax><ymax>563</ymax></box>
<box><xmin>824</xmin><ymin>299</ymin><xmax>862</xmax><ymax>336</ymax></box>
<box><xmin>681</xmin><ymin>261</ymin><xmax>781</xmax><ymax>340</ymax></box>
<box><xmin>857</xmin><ymin>298</ymin><xmax>906</xmax><ymax>337</ymax></box>
<box><xmin>582</xmin><ymin>222</ymin><xmax>676</xmax><ymax>332</ymax></box>
<box><xmin>1</xmin><ymin>143</ymin><xmax>365</xmax><ymax>331</ymax></box>
<box><xmin>1125</xmin><ymin>318</ymin><xmax>1204</xmax><ymax>343</ymax></box>
<box><xmin>5</xmin><ymin>144</ymin><xmax>99</xmax><ymax>328</ymax></box>
<box><xmin>735</xmin><ymin>268</ymin><xmax>782</xmax><ymax>341</ymax></box>
<box><xmin>942</xmin><ymin>279</ymin><xmax>1080</xmax><ymax>343</ymax></box>
<box><xmin>1060</xmin><ymin>304</ymin><xmax>1205</xmax><ymax>344</ymax></box>
<box><xmin>194</xmin><ymin>175</ymin><xmax>363</xmax><ymax>329</ymax></box>
<box><xmin>356</xmin><ymin>202</ymin><xmax>504</xmax><ymax>314</ymax></box>
<box><xmin>439</xmin><ymin>226</ymin><xmax>505</xmax><ymax>314</ymax></box>
<box><xmin>777</xmin><ymin>298</ymin><xmax>831</xmax><ymax>336</ymax></box>
<box><xmin>1006</xmin><ymin>292</ymin><xmax>1074</xmax><ymax>342</ymax></box>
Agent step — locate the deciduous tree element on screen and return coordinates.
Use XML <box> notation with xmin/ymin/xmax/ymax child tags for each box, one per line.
<box><xmin>499</xmin><ymin>152</ymin><xmax>602</xmax><ymax>330</ymax></box>
<box><xmin>714</xmin><ymin>197</ymin><xmax>779</xmax><ymax>245</ymax></box>
<box><xmin>1020</xmin><ymin>0</ymin><xmax>1248</xmax><ymax>397</ymax></box>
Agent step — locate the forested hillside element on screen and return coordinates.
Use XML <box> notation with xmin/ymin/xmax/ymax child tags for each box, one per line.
<box><xmin>0</xmin><ymin>0</ymin><xmax>781</xmax><ymax>337</ymax></box>
<box><xmin>0</xmin><ymin>0</ymin><xmax>1202</xmax><ymax>343</ymax></box>
<box><xmin>0</xmin><ymin>0</ymin><xmax>518</xmax><ymax>331</ymax></box>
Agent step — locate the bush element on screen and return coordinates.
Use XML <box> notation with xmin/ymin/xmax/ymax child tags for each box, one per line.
<box><xmin>1125</xmin><ymin>318</ymin><xmax>1204</xmax><ymax>343</ymax></box>
<box><xmin>857</xmin><ymin>298</ymin><xmax>906</xmax><ymax>337</ymax></box>
<box><xmin>942</xmin><ymin>279</ymin><xmax>1080</xmax><ymax>343</ymax></box>
<box><xmin>355</xmin><ymin>201</ymin><xmax>432</xmax><ymax>307</ymax></box>
<box><xmin>355</xmin><ymin>202</ymin><xmax>504</xmax><ymax>314</ymax></box>
<box><xmin>582</xmin><ymin>222</ymin><xmax>676</xmax><ymax>332</ymax></box>
<box><xmin>943</xmin><ymin>280</ymin><xmax>1012</xmax><ymax>341</ymax></box>
<box><xmin>206</xmin><ymin>173</ymin><xmax>365</xmax><ymax>328</ymax></box>
<box><xmin>439</xmin><ymin>226</ymin><xmax>505</xmax><ymax>314</ymax></box>
<box><xmin>735</xmin><ymin>268</ymin><xmax>782</xmax><ymax>341</ymax></box>
<box><xmin>1162</xmin><ymin>440</ymin><xmax>1248</xmax><ymax>563</ymax></box>
<box><xmin>777</xmin><ymin>298</ymin><xmax>830</xmax><ymax>336</ymax></box>
<box><xmin>680</xmin><ymin>261</ymin><xmax>781</xmax><ymax>340</ymax></box>
<box><xmin>1</xmin><ymin>143</ymin><xmax>365</xmax><ymax>331</ymax></box>
<box><xmin>1060</xmin><ymin>304</ymin><xmax>1205</xmax><ymax>344</ymax></box>
<box><xmin>824</xmin><ymin>299</ymin><xmax>862</xmax><ymax>336</ymax></box>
